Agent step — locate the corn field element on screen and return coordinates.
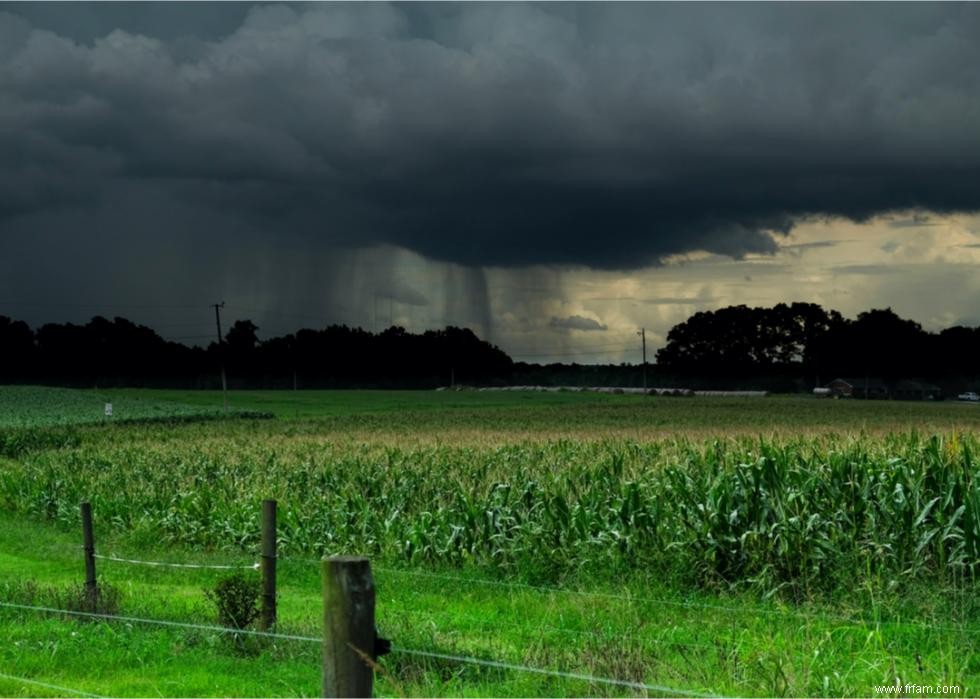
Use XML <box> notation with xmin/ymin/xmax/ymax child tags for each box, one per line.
<box><xmin>3</xmin><ymin>426</ymin><xmax>977</xmax><ymax>595</ymax></box>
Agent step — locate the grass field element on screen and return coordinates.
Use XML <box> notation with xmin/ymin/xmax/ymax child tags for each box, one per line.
<box><xmin>0</xmin><ymin>386</ymin><xmax>268</xmax><ymax>429</ymax></box>
<box><xmin>1</xmin><ymin>387</ymin><xmax>978</xmax><ymax>697</ymax></box>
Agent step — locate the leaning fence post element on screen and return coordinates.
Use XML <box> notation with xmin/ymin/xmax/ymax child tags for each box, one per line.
<box><xmin>260</xmin><ymin>498</ymin><xmax>277</xmax><ymax>630</ymax></box>
<box><xmin>322</xmin><ymin>556</ymin><xmax>376</xmax><ymax>698</ymax></box>
<box><xmin>80</xmin><ymin>501</ymin><xmax>97</xmax><ymax>599</ymax></box>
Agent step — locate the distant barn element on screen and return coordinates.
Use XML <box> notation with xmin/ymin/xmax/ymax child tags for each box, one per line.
<box><xmin>828</xmin><ymin>378</ymin><xmax>890</xmax><ymax>399</ymax></box>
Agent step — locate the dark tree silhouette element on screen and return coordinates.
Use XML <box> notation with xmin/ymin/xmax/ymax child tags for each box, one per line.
<box><xmin>656</xmin><ymin>303</ymin><xmax>845</xmax><ymax>374</ymax></box>
<box><xmin>0</xmin><ymin>316</ymin><xmax>35</xmax><ymax>379</ymax></box>
<box><xmin>2</xmin><ymin>304</ymin><xmax>979</xmax><ymax>390</ymax></box>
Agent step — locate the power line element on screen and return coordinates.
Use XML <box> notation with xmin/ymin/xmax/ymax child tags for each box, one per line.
<box><xmin>0</xmin><ymin>302</ymin><xmax>206</xmax><ymax>310</ymax></box>
<box><xmin>506</xmin><ymin>339</ymin><xmax>643</xmax><ymax>351</ymax></box>
<box><xmin>509</xmin><ymin>348</ymin><xmax>636</xmax><ymax>358</ymax></box>
<box><xmin>223</xmin><ymin>305</ymin><xmax>338</xmax><ymax>323</ymax></box>
<box><xmin>162</xmin><ymin>334</ymin><xmax>216</xmax><ymax>342</ymax></box>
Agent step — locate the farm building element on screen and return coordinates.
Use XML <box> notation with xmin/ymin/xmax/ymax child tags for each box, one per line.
<box><xmin>826</xmin><ymin>378</ymin><xmax>941</xmax><ymax>400</ymax></box>
<box><xmin>828</xmin><ymin>378</ymin><xmax>890</xmax><ymax>399</ymax></box>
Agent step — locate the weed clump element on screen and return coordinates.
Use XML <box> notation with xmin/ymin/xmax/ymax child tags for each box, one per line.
<box><xmin>206</xmin><ymin>572</ymin><xmax>261</xmax><ymax>630</ymax></box>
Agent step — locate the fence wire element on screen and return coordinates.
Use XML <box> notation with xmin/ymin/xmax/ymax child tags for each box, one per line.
<box><xmin>390</xmin><ymin>646</ymin><xmax>718</xmax><ymax>697</ymax></box>
<box><xmin>2</xmin><ymin>600</ymin><xmax>718</xmax><ymax>697</ymax></box>
<box><xmin>94</xmin><ymin>553</ymin><xmax>259</xmax><ymax>570</ymax></box>
<box><xmin>0</xmin><ymin>671</ymin><xmax>103</xmax><ymax>698</ymax></box>
<box><xmin>369</xmin><ymin>565</ymin><xmax>980</xmax><ymax>634</ymax></box>
<box><xmin>0</xmin><ymin>601</ymin><xmax>319</xmax><ymax>643</ymax></box>
<box><xmin>388</xmin><ymin>604</ymin><xmax>720</xmax><ymax>652</ymax></box>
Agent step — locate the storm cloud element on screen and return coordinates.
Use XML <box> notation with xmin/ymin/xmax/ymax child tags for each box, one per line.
<box><xmin>2</xmin><ymin>2</ymin><xmax>980</xmax><ymax>273</ymax></box>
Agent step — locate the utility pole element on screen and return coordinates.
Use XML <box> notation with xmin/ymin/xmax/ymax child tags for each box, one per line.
<box><xmin>213</xmin><ymin>301</ymin><xmax>228</xmax><ymax>410</ymax></box>
<box><xmin>637</xmin><ymin>328</ymin><xmax>647</xmax><ymax>390</ymax></box>
<box><xmin>289</xmin><ymin>336</ymin><xmax>298</xmax><ymax>391</ymax></box>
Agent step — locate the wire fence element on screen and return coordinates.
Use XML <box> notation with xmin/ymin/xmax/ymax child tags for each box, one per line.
<box><xmin>94</xmin><ymin>553</ymin><xmax>259</xmax><ymax>571</ymax></box>
<box><xmin>83</xmin><ymin>551</ymin><xmax>980</xmax><ymax>636</ymax></box>
<box><xmin>78</xmin><ymin>545</ymin><xmax>979</xmax><ymax>636</ymax></box>
<box><xmin>339</xmin><ymin>561</ymin><xmax>980</xmax><ymax>636</ymax></box>
<box><xmin>386</xmin><ymin>604</ymin><xmax>722</xmax><ymax>652</ymax></box>
<box><xmin>0</xmin><ymin>601</ymin><xmax>318</xmax><ymax>643</ymax></box>
<box><xmin>12</xmin><ymin>501</ymin><xmax>974</xmax><ymax>698</ymax></box>
<box><xmin>389</xmin><ymin>647</ymin><xmax>718</xmax><ymax>698</ymax></box>
<box><xmin>0</xmin><ymin>600</ymin><xmax>717</xmax><ymax>698</ymax></box>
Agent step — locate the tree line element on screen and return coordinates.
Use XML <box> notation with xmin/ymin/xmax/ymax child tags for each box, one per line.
<box><xmin>1</xmin><ymin>302</ymin><xmax>978</xmax><ymax>389</ymax></box>
<box><xmin>655</xmin><ymin>302</ymin><xmax>980</xmax><ymax>382</ymax></box>
<box><xmin>0</xmin><ymin>315</ymin><xmax>512</xmax><ymax>388</ymax></box>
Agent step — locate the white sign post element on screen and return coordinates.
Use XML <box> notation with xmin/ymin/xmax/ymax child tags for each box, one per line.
<box><xmin>104</xmin><ymin>403</ymin><xmax>113</xmax><ymax>417</ymax></box>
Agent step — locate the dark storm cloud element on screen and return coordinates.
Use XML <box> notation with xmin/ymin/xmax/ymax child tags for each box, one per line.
<box><xmin>550</xmin><ymin>315</ymin><xmax>608</xmax><ymax>332</ymax></box>
<box><xmin>4</xmin><ymin>2</ymin><xmax>253</xmax><ymax>43</ymax></box>
<box><xmin>1</xmin><ymin>2</ymin><xmax>980</xmax><ymax>272</ymax></box>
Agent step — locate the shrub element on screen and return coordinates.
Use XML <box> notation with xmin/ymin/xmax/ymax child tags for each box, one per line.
<box><xmin>205</xmin><ymin>572</ymin><xmax>261</xmax><ymax>630</ymax></box>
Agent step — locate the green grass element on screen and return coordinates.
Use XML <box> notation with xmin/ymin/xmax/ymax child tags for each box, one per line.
<box><xmin>0</xmin><ymin>386</ymin><xmax>268</xmax><ymax>429</ymax></box>
<box><xmin>111</xmin><ymin>387</ymin><xmax>631</xmax><ymax>418</ymax></box>
<box><xmin>1</xmin><ymin>511</ymin><xmax>976</xmax><ymax>698</ymax></box>
<box><xmin>1</xmin><ymin>387</ymin><xmax>978</xmax><ymax>697</ymax></box>
<box><xmin>113</xmin><ymin>388</ymin><xmax>980</xmax><ymax>443</ymax></box>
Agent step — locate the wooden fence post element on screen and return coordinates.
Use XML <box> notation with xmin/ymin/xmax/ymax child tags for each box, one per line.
<box><xmin>260</xmin><ymin>499</ymin><xmax>277</xmax><ymax>630</ymax></box>
<box><xmin>80</xmin><ymin>501</ymin><xmax>97</xmax><ymax>599</ymax></box>
<box><xmin>322</xmin><ymin>556</ymin><xmax>376</xmax><ymax>698</ymax></box>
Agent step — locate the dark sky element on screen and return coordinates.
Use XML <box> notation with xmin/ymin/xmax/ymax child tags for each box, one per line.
<box><xmin>2</xmin><ymin>3</ymin><xmax>979</xmax><ymax>359</ymax></box>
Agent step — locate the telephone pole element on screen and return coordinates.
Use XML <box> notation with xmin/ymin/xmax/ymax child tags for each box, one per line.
<box><xmin>213</xmin><ymin>301</ymin><xmax>228</xmax><ymax>410</ymax></box>
<box><xmin>637</xmin><ymin>328</ymin><xmax>647</xmax><ymax>390</ymax></box>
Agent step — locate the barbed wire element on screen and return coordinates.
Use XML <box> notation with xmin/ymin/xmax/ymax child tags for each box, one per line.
<box><xmin>0</xmin><ymin>671</ymin><xmax>103</xmax><ymax>698</ymax></box>
<box><xmin>94</xmin><ymin>553</ymin><xmax>259</xmax><ymax>571</ymax></box>
<box><xmin>390</xmin><ymin>646</ymin><xmax>718</xmax><ymax>697</ymax></box>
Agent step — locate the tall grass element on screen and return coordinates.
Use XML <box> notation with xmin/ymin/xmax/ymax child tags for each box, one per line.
<box><xmin>2</xmin><ymin>430</ymin><xmax>976</xmax><ymax>595</ymax></box>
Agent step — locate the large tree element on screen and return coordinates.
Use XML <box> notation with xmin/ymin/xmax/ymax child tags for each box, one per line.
<box><xmin>656</xmin><ymin>303</ymin><xmax>844</xmax><ymax>373</ymax></box>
